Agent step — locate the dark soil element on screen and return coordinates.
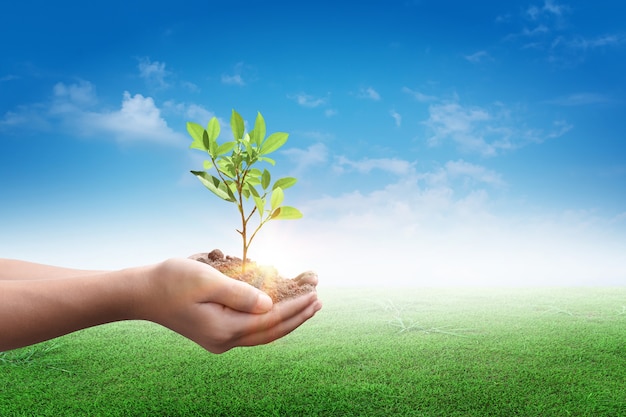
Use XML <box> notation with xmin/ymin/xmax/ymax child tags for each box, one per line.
<box><xmin>188</xmin><ymin>249</ymin><xmax>317</xmax><ymax>303</ymax></box>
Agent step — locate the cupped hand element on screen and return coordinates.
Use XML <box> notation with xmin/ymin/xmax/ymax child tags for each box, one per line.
<box><xmin>143</xmin><ymin>258</ymin><xmax>322</xmax><ymax>353</ymax></box>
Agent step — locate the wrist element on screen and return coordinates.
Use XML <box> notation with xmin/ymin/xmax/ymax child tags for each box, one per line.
<box><xmin>125</xmin><ymin>262</ymin><xmax>162</xmax><ymax>322</ymax></box>
<box><xmin>132</xmin><ymin>258</ymin><xmax>196</xmax><ymax>325</ymax></box>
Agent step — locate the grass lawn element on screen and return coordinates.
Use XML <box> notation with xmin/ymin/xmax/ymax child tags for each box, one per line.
<box><xmin>1</xmin><ymin>287</ymin><xmax>624</xmax><ymax>416</ymax></box>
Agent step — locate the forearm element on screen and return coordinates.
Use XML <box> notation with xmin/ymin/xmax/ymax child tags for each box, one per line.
<box><xmin>0</xmin><ymin>257</ymin><xmax>321</xmax><ymax>354</ymax></box>
<box><xmin>0</xmin><ymin>266</ymin><xmax>151</xmax><ymax>351</ymax></box>
<box><xmin>0</xmin><ymin>259</ymin><xmax>106</xmax><ymax>280</ymax></box>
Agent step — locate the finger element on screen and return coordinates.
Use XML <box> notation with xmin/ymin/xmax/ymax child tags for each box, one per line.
<box><xmin>234</xmin><ymin>292</ymin><xmax>322</xmax><ymax>347</ymax></box>
<box><xmin>188</xmin><ymin>292</ymin><xmax>322</xmax><ymax>353</ymax></box>
<box><xmin>293</xmin><ymin>271</ymin><xmax>318</xmax><ymax>286</ymax></box>
<box><xmin>199</xmin><ymin>267</ymin><xmax>273</xmax><ymax>314</ymax></box>
<box><xmin>239</xmin><ymin>296</ymin><xmax>322</xmax><ymax>347</ymax></box>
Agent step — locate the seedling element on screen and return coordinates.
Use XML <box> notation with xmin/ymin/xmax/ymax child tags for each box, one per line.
<box><xmin>187</xmin><ymin>110</ymin><xmax>302</xmax><ymax>271</ymax></box>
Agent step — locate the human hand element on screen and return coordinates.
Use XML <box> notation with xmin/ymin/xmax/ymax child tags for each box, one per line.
<box><xmin>142</xmin><ymin>258</ymin><xmax>322</xmax><ymax>353</ymax></box>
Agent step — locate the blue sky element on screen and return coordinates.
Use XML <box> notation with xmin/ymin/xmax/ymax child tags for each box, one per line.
<box><xmin>1</xmin><ymin>0</ymin><xmax>625</xmax><ymax>286</ymax></box>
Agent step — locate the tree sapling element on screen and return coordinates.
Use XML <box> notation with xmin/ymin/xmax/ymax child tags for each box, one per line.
<box><xmin>187</xmin><ymin>109</ymin><xmax>302</xmax><ymax>272</ymax></box>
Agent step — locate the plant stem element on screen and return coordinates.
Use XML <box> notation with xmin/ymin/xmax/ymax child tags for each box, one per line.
<box><xmin>236</xmin><ymin>170</ymin><xmax>249</xmax><ymax>273</ymax></box>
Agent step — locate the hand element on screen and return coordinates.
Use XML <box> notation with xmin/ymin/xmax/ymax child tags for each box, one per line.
<box><xmin>0</xmin><ymin>257</ymin><xmax>321</xmax><ymax>352</ymax></box>
<box><xmin>143</xmin><ymin>258</ymin><xmax>322</xmax><ymax>353</ymax></box>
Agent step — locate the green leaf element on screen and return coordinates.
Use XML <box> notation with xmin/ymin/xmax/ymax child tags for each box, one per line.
<box><xmin>273</xmin><ymin>177</ymin><xmax>297</xmax><ymax>190</ymax></box>
<box><xmin>261</xmin><ymin>169</ymin><xmax>271</xmax><ymax>190</ymax></box>
<box><xmin>253</xmin><ymin>195</ymin><xmax>265</xmax><ymax>219</ymax></box>
<box><xmin>231</xmin><ymin>109</ymin><xmax>245</xmax><ymax>140</ymax></box>
<box><xmin>243</xmin><ymin>183</ymin><xmax>259</xmax><ymax>200</ymax></box>
<box><xmin>261</xmin><ymin>132</ymin><xmax>288</xmax><ymax>155</ymax></box>
<box><xmin>243</xmin><ymin>140</ymin><xmax>255</xmax><ymax>159</ymax></box>
<box><xmin>205</xmin><ymin>130</ymin><xmax>217</xmax><ymax>157</ymax></box>
<box><xmin>187</xmin><ymin>122</ymin><xmax>207</xmax><ymax>151</ymax></box>
<box><xmin>245</xmin><ymin>169</ymin><xmax>262</xmax><ymax>185</ymax></box>
<box><xmin>225</xmin><ymin>181</ymin><xmax>237</xmax><ymax>200</ymax></box>
<box><xmin>217</xmin><ymin>141</ymin><xmax>235</xmax><ymax>156</ymax></box>
<box><xmin>207</xmin><ymin>117</ymin><xmax>220</xmax><ymax>141</ymax></box>
<box><xmin>248</xmin><ymin>184</ymin><xmax>261</xmax><ymax>198</ymax></box>
<box><xmin>222</xmin><ymin>155</ymin><xmax>234</xmax><ymax>165</ymax></box>
<box><xmin>270</xmin><ymin>187</ymin><xmax>284</xmax><ymax>211</ymax></box>
<box><xmin>187</xmin><ymin>122</ymin><xmax>204</xmax><ymax>141</ymax></box>
<box><xmin>271</xmin><ymin>206</ymin><xmax>303</xmax><ymax>220</ymax></box>
<box><xmin>251</xmin><ymin>112</ymin><xmax>266</xmax><ymax>146</ymax></box>
<box><xmin>217</xmin><ymin>158</ymin><xmax>236</xmax><ymax>178</ymax></box>
<box><xmin>191</xmin><ymin>171</ymin><xmax>235</xmax><ymax>202</ymax></box>
<box><xmin>203</xmin><ymin>160</ymin><xmax>213</xmax><ymax>170</ymax></box>
<box><xmin>259</xmin><ymin>156</ymin><xmax>276</xmax><ymax>166</ymax></box>
<box><xmin>232</xmin><ymin>153</ymin><xmax>243</xmax><ymax>169</ymax></box>
<box><xmin>246</xmin><ymin>176</ymin><xmax>261</xmax><ymax>186</ymax></box>
<box><xmin>248</xmin><ymin>168</ymin><xmax>263</xmax><ymax>179</ymax></box>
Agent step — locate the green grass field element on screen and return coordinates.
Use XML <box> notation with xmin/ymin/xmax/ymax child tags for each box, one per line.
<box><xmin>1</xmin><ymin>287</ymin><xmax>624</xmax><ymax>416</ymax></box>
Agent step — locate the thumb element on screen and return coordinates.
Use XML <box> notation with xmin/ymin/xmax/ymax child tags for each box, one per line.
<box><xmin>201</xmin><ymin>270</ymin><xmax>273</xmax><ymax>314</ymax></box>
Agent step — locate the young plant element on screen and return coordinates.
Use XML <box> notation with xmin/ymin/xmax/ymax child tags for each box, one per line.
<box><xmin>187</xmin><ymin>109</ymin><xmax>302</xmax><ymax>271</ymax></box>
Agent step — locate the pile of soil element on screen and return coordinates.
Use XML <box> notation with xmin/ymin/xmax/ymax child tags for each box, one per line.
<box><xmin>188</xmin><ymin>249</ymin><xmax>317</xmax><ymax>303</ymax></box>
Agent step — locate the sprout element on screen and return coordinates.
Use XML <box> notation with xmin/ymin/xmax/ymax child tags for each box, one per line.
<box><xmin>187</xmin><ymin>110</ymin><xmax>302</xmax><ymax>271</ymax></box>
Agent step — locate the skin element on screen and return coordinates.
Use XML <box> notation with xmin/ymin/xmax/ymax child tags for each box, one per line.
<box><xmin>0</xmin><ymin>258</ymin><xmax>322</xmax><ymax>353</ymax></box>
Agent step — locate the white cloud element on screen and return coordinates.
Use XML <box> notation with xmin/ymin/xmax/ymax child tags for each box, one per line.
<box><xmin>464</xmin><ymin>50</ymin><xmax>491</xmax><ymax>63</ymax></box>
<box><xmin>545</xmin><ymin>120</ymin><xmax>573</xmax><ymax>139</ymax></box>
<box><xmin>221</xmin><ymin>62</ymin><xmax>249</xmax><ymax>86</ymax></box>
<box><xmin>522</xmin><ymin>25</ymin><xmax>550</xmax><ymax>37</ymax></box>
<box><xmin>0</xmin><ymin>109</ymin><xmax>31</xmax><ymax>128</ymax></box>
<box><xmin>295</xmin><ymin>130</ymin><xmax>334</xmax><ymax>142</ymax></box>
<box><xmin>566</xmin><ymin>34</ymin><xmax>626</xmax><ymax>50</ymax></box>
<box><xmin>357</xmin><ymin>87</ymin><xmax>381</xmax><ymax>101</ymax></box>
<box><xmin>0</xmin><ymin>80</ymin><xmax>216</xmax><ymax>146</ymax></box>
<box><xmin>424</xmin><ymin>102</ymin><xmax>493</xmax><ymax>152</ymax></box>
<box><xmin>5</xmin><ymin>140</ymin><xmax>623</xmax><ymax>286</ymax></box>
<box><xmin>35</xmin><ymin>81</ymin><xmax>184</xmax><ymax>145</ymax></box>
<box><xmin>251</xmin><ymin>160</ymin><xmax>626</xmax><ymax>287</ymax></box>
<box><xmin>495</xmin><ymin>13</ymin><xmax>512</xmax><ymax>23</ymax></box>
<box><xmin>290</xmin><ymin>93</ymin><xmax>327</xmax><ymax>108</ymax></box>
<box><xmin>419</xmin><ymin>159</ymin><xmax>506</xmax><ymax>193</ymax></box>
<box><xmin>162</xmin><ymin>100</ymin><xmax>216</xmax><ymax>124</ymax></box>
<box><xmin>545</xmin><ymin>93</ymin><xmax>616</xmax><ymax>106</ymax></box>
<box><xmin>52</xmin><ymin>82</ymin><xmax>187</xmax><ymax>145</ymax></box>
<box><xmin>442</xmin><ymin>160</ymin><xmax>506</xmax><ymax>188</ymax></box>
<box><xmin>541</xmin><ymin>0</ymin><xmax>569</xmax><ymax>17</ymax></box>
<box><xmin>51</xmin><ymin>80</ymin><xmax>98</xmax><ymax>114</ymax></box>
<box><xmin>390</xmin><ymin>109</ymin><xmax>402</xmax><ymax>127</ymax></box>
<box><xmin>610</xmin><ymin>211</ymin><xmax>626</xmax><ymax>225</ymax></box>
<box><xmin>281</xmin><ymin>143</ymin><xmax>329</xmax><ymax>173</ymax></box>
<box><xmin>526</xmin><ymin>0</ymin><xmax>569</xmax><ymax>20</ymax></box>
<box><xmin>84</xmin><ymin>92</ymin><xmax>186</xmax><ymax>145</ymax></box>
<box><xmin>257</xmin><ymin>163</ymin><xmax>503</xmax><ymax>282</ymax></box>
<box><xmin>502</xmin><ymin>22</ymin><xmax>550</xmax><ymax>44</ymax></box>
<box><xmin>504</xmin><ymin>1</ymin><xmax>623</xmax><ymax>65</ymax></box>
<box><xmin>526</xmin><ymin>5</ymin><xmax>541</xmax><ymax>20</ymax></box>
<box><xmin>543</xmin><ymin>0</ymin><xmax>570</xmax><ymax>16</ymax></box>
<box><xmin>138</xmin><ymin>57</ymin><xmax>170</xmax><ymax>88</ymax></box>
<box><xmin>335</xmin><ymin>156</ymin><xmax>415</xmax><ymax>176</ymax></box>
<box><xmin>1</xmin><ymin>74</ymin><xmax>20</xmax><ymax>82</ymax></box>
<box><xmin>1</xmin><ymin>81</ymin><xmax>95</xmax><ymax>131</ymax></box>
<box><xmin>423</xmin><ymin>100</ymin><xmax>570</xmax><ymax>156</ymax></box>
<box><xmin>324</xmin><ymin>109</ymin><xmax>338</xmax><ymax>117</ymax></box>
<box><xmin>182</xmin><ymin>81</ymin><xmax>200</xmax><ymax>93</ymax></box>
<box><xmin>221</xmin><ymin>73</ymin><xmax>245</xmax><ymax>86</ymax></box>
<box><xmin>184</xmin><ymin>104</ymin><xmax>215</xmax><ymax>124</ymax></box>
<box><xmin>544</xmin><ymin>33</ymin><xmax>626</xmax><ymax>66</ymax></box>
<box><xmin>402</xmin><ymin>87</ymin><xmax>437</xmax><ymax>102</ymax></box>
<box><xmin>178</xmin><ymin>103</ymin><xmax>215</xmax><ymax>125</ymax></box>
